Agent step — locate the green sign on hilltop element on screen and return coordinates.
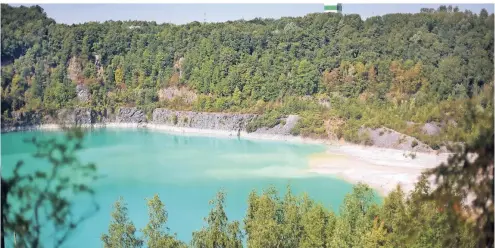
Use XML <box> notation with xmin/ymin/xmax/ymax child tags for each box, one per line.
<box><xmin>324</xmin><ymin>3</ymin><xmax>342</xmax><ymax>13</ymax></box>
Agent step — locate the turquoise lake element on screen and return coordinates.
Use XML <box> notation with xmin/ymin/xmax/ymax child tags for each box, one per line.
<box><xmin>1</xmin><ymin>128</ymin><xmax>359</xmax><ymax>247</ymax></box>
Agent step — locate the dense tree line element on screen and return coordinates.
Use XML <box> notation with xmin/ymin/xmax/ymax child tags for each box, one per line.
<box><xmin>102</xmin><ymin>181</ymin><xmax>478</xmax><ymax>248</ymax></box>
<box><xmin>1</xmin><ymin>4</ymin><xmax>493</xmax><ymax>146</ymax></box>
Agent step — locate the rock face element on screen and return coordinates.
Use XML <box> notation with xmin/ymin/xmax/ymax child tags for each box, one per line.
<box><xmin>116</xmin><ymin>107</ymin><xmax>146</xmax><ymax>123</ymax></box>
<box><xmin>56</xmin><ymin>108</ymin><xmax>92</xmax><ymax>125</ymax></box>
<box><xmin>174</xmin><ymin>57</ymin><xmax>185</xmax><ymax>78</ymax></box>
<box><xmin>1</xmin><ymin>108</ymin><xmax>93</xmax><ymax>132</ymax></box>
<box><xmin>91</xmin><ymin>108</ymin><xmax>115</xmax><ymax>124</ymax></box>
<box><xmin>422</xmin><ymin>122</ymin><xmax>442</xmax><ymax>136</ymax></box>
<box><xmin>254</xmin><ymin>115</ymin><xmax>300</xmax><ymax>135</ymax></box>
<box><xmin>359</xmin><ymin>127</ymin><xmax>432</xmax><ymax>152</ymax></box>
<box><xmin>158</xmin><ymin>87</ymin><xmax>197</xmax><ymax>104</ymax></box>
<box><xmin>152</xmin><ymin>108</ymin><xmax>256</xmax><ymax>131</ymax></box>
<box><xmin>76</xmin><ymin>84</ymin><xmax>91</xmax><ymax>103</ymax></box>
<box><xmin>67</xmin><ymin>56</ymin><xmax>83</xmax><ymax>84</ymax></box>
<box><xmin>3</xmin><ymin>111</ymin><xmax>43</xmax><ymax>129</ymax></box>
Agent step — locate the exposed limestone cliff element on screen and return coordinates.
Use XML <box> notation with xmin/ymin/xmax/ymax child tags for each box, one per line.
<box><xmin>152</xmin><ymin>108</ymin><xmax>256</xmax><ymax>131</ymax></box>
<box><xmin>115</xmin><ymin>107</ymin><xmax>146</xmax><ymax>123</ymax></box>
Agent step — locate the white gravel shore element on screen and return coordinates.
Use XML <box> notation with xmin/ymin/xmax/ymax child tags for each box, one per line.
<box><xmin>308</xmin><ymin>146</ymin><xmax>449</xmax><ymax>195</ymax></box>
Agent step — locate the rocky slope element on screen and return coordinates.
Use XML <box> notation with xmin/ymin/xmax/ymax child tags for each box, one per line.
<box><xmin>359</xmin><ymin>127</ymin><xmax>433</xmax><ymax>153</ymax></box>
<box><xmin>252</xmin><ymin>115</ymin><xmax>300</xmax><ymax>136</ymax></box>
<box><xmin>152</xmin><ymin>108</ymin><xmax>256</xmax><ymax>131</ymax></box>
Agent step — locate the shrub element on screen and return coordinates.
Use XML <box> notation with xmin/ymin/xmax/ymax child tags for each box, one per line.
<box><xmin>431</xmin><ymin>143</ymin><xmax>441</xmax><ymax>150</ymax></box>
<box><xmin>246</xmin><ymin>110</ymin><xmax>282</xmax><ymax>133</ymax></box>
<box><xmin>364</xmin><ymin>137</ymin><xmax>374</xmax><ymax>146</ymax></box>
<box><xmin>213</xmin><ymin>97</ymin><xmax>229</xmax><ymax>111</ymax></box>
<box><xmin>171</xmin><ymin>114</ymin><xmax>178</xmax><ymax>125</ymax></box>
<box><xmin>246</xmin><ymin>122</ymin><xmax>257</xmax><ymax>133</ymax></box>
<box><xmin>290</xmin><ymin>125</ymin><xmax>301</xmax><ymax>136</ymax></box>
<box><xmin>359</xmin><ymin>132</ymin><xmax>373</xmax><ymax>146</ymax></box>
<box><xmin>411</xmin><ymin>140</ymin><xmax>419</xmax><ymax>148</ymax></box>
<box><xmin>290</xmin><ymin>111</ymin><xmax>327</xmax><ymax>138</ymax></box>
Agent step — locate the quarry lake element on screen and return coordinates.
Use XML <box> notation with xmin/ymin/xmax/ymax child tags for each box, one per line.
<box><xmin>1</xmin><ymin>128</ymin><xmax>361</xmax><ymax>247</ymax></box>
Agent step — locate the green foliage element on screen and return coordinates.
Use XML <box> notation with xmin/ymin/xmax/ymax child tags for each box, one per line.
<box><xmin>246</xmin><ymin>110</ymin><xmax>283</xmax><ymax>133</ymax></box>
<box><xmin>101</xmin><ymin>197</ymin><xmax>143</xmax><ymax>248</ymax></box>
<box><xmin>1</xmin><ymin>4</ymin><xmax>55</xmax><ymax>61</ymax></box>
<box><xmin>363</xmin><ymin>218</ymin><xmax>391</xmax><ymax>248</ymax></box>
<box><xmin>379</xmin><ymin>185</ymin><xmax>407</xmax><ymax>247</ymax></box>
<box><xmin>99</xmin><ymin>177</ymin><xmax>481</xmax><ymax>248</ymax></box>
<box><xmin>291</xmin><ymin>111</ymin><xmax>327</xmax><ymax>138</ymax></box>
<box><xmin>171</xmin><ymin>114</ymin><xmax>178</xmax><ymax>125</ymax></box>
<box><xmin>330</xmin><ymin>183</ymin><xmax>378</xmax><ymax>247</ymax></box>
<box><xmin>191</xmin><ymin>190</ymin><xmax>243</xmax><ymax>248</ymax></box>
<box><xmin>1</xmin><ymin>128</ymin><xmax>98</xmax><ymax>247</ymax></box>
<box><xmin>142</xmin><ymin>194</ymin><xmax>186</xmax><ymax>248</ymax></box>
<box><xmin>244</xmin><ymin>187</ymin><xmax>283</xmax><ymax>247</ymax></box>
<box><xmin>300</xmin><ymin>195</ymin><xmax>332</xmax><ymax>248</ymax></box>
<box><xmin>425</xmin><ymin>89</ymin><xmax>494</xmax><ymax>247</ymax></box>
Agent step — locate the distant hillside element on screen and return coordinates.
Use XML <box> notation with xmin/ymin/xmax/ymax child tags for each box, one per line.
<box><xmin>1</xmin><ymin>4</ymin><xmax>493</xmax><ymax>147</ymax></box>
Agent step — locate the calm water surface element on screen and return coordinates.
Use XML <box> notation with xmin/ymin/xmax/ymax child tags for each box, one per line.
<box><xmin>2</xmin><ymin>128</ymin><xmax>359</xmax><ymax>247</ymax></box>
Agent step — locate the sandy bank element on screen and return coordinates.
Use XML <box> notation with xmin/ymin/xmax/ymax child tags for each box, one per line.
<box><xmin>308</xmin><ymin>149</ymin><xmax>449</xmax><ymax>196</ymax></box>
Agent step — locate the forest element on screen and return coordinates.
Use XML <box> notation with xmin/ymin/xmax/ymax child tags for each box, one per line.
<box><xmin>1</xmin><ymin>4</ymin><xmax>494</xmax><ymax>147</ymax></box>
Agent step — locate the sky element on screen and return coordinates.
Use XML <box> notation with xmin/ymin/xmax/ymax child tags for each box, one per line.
<box><xmin>10</xmin><ymin>3</ymin><xmax>494</xmax><ymax>25</ymax></box>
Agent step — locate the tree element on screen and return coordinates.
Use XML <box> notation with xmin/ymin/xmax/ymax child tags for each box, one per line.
<box><xmin>280</xmin><ymin>185</ymin><xmax>302</xmax><ymax>247</ymax></box>
<box><xmin>426</xmin><ymin>91</ymin><xmax>494</xmax><ymax>247</ymax></box>
<box><xmin>244</xmin><ymin>187</ymin><xmax>281</xmax><ymax>248</ymax></box>
<box><xmin>389</xmin><ymin>61</ymin><xmax>423</xmax><ymax>100</ymax></box>
<box><xmin>363</xmin><ymin>218</ymin><xmax>390</xmax><ymax>248</ymax></box>
<box><xmin>101</xmin><ymin>197</ymin><xmax>143</xmax><ymax>248</ymax></box>
<box><xmin>142</xmin><ymin>194</ymin><xmax>186</xmax><ymax>248</ymax></box>
<box><xmin>378</xmin><ymin>185</ymin><xmax>407</xmax><ymax>245</ymax></box>
<box><xmin>294</xmin><ymin>59</ymin><xmax>319</xmax><ymax>95</ymax></box>
<box><xmin>300</xmin><ymin>195</ymin><xmax>330</xmax><ymax>248</ymax></box>
<box><xmin>433</xmin><ymin>56</ymin><xmax>463</xmax><ymax>100</ymax></box>
<box><xmin>8</xmin><ymin>74</ymin><xmax>26</xmax><ymax>110</ymax></box>
<box><xmin>115</xmin><ymin>67</ymin><xmax>124</xmax><ymax>87</ymax></box>
<box><xmin>330</xmin><ymin>183</ymin><xmax>377</xmax><ymax>247</ymax></box>
<box><xmin>321</xmin><ymin>68</ymin><xmax>341</xmax><ymax>93</ymax></box>
<box><xmin>1</xmin><ymin>128</ymin><xmax>98</xmax><ymax>248</ymax></box>
<box><xmin>191</xmin><ymin>190</ymin><xmax>242</xmax><ymax>248</ymax></box>
<box><xmin>232</xmin><ymin>87</ymin><xmax>242</xmax><ymax>106</ymax></box>
<box><xmin>329</xmin><ymin>208</ymin><xmax>352</xmax><ymax>247</ymax></box>
<box><xmin>24</xmin><ymin>62</ymin><xmax>45</xmax><ymax>110</ymax></box>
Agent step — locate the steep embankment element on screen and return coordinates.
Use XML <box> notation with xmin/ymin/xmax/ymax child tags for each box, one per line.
<box><xmin>2</xmin><ymin>107</ymin><xmax>436</xmax><ymax>153</ymax></box>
